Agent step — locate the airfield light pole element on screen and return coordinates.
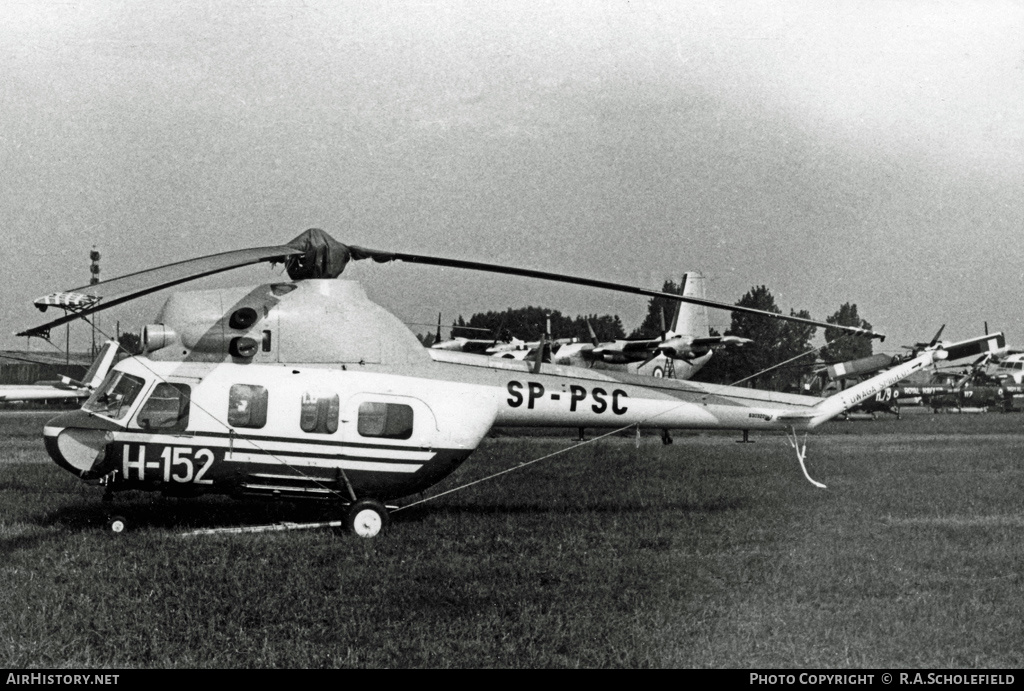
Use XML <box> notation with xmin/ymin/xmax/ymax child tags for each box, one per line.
<box><xmin>90</xmin><ymin>247</ymin><xmax>100</xmax><ymax>358</ymax></box>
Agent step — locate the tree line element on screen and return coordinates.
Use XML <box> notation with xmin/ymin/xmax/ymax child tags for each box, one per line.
<box><xmin>690</xmin><ymin>286</ymin><xmax>872</xmax><ymax>391</ymax></box>
<box><xmin>423</xmin><ymin>308</ymin><xmax>627</xmax><ymax>346</ymax></box>
<box><xmin>432</xmin><ymin>282</ymin><xmax>874</xmax><ymax>392</ymax></box>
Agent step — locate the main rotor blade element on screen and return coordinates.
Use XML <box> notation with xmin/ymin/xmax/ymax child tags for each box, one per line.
<box><xmin>18</xmin><ymin>245</ymin><xmax>301</xmax><ymax>338</ymax></box>
<box><xmin>349</xmin><ymin>247</ymin><xmax>886</xmax><ymax>340</ymax></box>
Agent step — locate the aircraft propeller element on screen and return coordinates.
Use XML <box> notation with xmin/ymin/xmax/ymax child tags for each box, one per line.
<box><xmin>901</xmin><ymin>324</ymin><xmax>946</xmax><ymax>352</ymax></box>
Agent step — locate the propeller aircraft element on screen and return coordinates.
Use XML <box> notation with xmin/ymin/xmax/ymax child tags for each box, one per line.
<box><xmin>552</xmin><ymin>272</ymin><xmax>751</xmax><ymax>380</ymax></box>
<box><xmin>430</xmin><ymin>334</ymin><xmax>530</xmax><ymax>356</ymax></box>
<box><xmin>420</xmin><ymin>314</ymin><xmax>501</xmax><ymax>353</ymax></box>
<box><xmin>17</xmin><ymin>228</ymin><xmax>1002</xmax><ymax>537</ymax></box>
<box><xmin>431</xmin><ymin>316</ymin><xmax>568</xmax><ymax>360</ymax></box>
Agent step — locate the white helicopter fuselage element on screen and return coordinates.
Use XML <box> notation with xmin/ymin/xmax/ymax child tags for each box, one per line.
<box><xmin>45</xmin><ymin>348</ymin><xmax>822</xmax><ymax>501</ymax></box>
<box><xmin>41</xmin><ymin>280</ymin><xmax>941</xmax><ymax>504</ymax></box>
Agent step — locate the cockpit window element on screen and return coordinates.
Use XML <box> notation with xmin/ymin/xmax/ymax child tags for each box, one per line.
<box><xmin>83</xmin><ymin>371</ymin><xmax>146</xmax><ymax>420</ymax></box>
<box><xmin>136</xmin><ymin>383</ymin><xmax>191</xmax><ymax>431</ymax></box>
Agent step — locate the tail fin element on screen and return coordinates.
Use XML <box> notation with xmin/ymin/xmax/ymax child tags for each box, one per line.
<box><xmin>79</xmin><ymin>340</ymin><xmax>120</xmax><ymax>389</ymax></box>
<box><xmin>672</xmin><ymin>272</ymin><xmax>710</xmax><ymax>338</ymax></box>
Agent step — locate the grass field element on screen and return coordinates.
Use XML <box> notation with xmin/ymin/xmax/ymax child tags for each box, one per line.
<box><xmin>1</xmin><ymin>409</ymin><xmax>1022</xmax><ymax>668</ymax></box>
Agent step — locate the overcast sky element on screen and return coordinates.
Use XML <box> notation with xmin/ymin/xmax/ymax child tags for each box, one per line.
<box><xmin>3</xmin><ymin>1</ymin><xmax>1023</xmax><ymax>355</ymax></box>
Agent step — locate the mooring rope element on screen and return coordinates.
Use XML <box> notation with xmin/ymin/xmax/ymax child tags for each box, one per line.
<box><xmin>393</xmin><ymin>423</ymin><xmax>639</xmax><ymax>513</ymax></box>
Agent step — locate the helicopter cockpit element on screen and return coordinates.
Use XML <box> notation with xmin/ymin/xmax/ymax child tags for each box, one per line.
<box><xmin>82</xmin><ymin>370</ymin><xmax>146</xmax><ymax>421</ymax></box>
<box><xmin>82</xmin><ymin>361</ymin><xmax>193</xmax><ymax>431</ymax></box>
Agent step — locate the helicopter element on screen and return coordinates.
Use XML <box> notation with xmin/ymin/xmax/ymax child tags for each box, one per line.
<box><xmin>808</xmin><ymin>326</ymin><xmax>1008</xmax><ymax>419</ymax></box>
<box><xmin>18</xmin><ymin>229</ymin><xmax>1002</xmax><ymax>537</ymax></box>
<box><xmin>926</xmin><ymin>353</ymin><xmax>1023</xmax><ymax>413</ymax></box>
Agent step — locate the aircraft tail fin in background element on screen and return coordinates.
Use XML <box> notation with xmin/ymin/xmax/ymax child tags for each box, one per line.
<box><xmin>70</xmin><ymin>340</ymin><xmax>120</xmax><ymax>390</ymax></box>
<box><xmin>673</xmin><ymin>272</ymin><xmax>710</xmax><ymax>338</ymax></box>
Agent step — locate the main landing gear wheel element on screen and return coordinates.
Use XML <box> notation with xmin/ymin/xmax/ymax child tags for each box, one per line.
<box><xmin>107</xmin><ymin>515</ymin><xmax>128</xmax><ymax>534</ymax></box>
<box><xmin>345</xmin><ymin>499</ymin><xmax>389</xmax><ymax>538</ymax></box>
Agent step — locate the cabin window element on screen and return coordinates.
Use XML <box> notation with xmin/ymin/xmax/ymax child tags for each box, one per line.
<box><xmin>228</xmin><ymin>384</ymin><xmax>268</xmax><ymax>428</ymax></box>
<box><xmin>136</xmin><ymin>383</ymin><xmax>191</xmax><ymax>431</ymax></box>
<box><xmin>83</xmin><ymin>371</ymin><xmax>145</xmax><ymax>420</ymax></box>
<box><xmin>357</xmin><ymin>402</ymin><xmax>414</xmax><ymax>440</ymax></box>
<box><xmin>300</xmin><ymin>392</ymin><xmax>339</xmax><ymax>434</ymax></box>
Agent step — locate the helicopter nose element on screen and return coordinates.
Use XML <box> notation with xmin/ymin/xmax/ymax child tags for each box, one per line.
<box><xmin>43</xmin><ymin>410</ymin><xmax>118</xmax><ymax>480</ymax></box>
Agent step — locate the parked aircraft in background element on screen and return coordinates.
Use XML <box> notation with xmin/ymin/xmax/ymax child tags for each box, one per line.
<box><xmin>552</xmin><ymin>272</ymin><xmax>750</xmax><ymax>380</ymax></box>
<box><xmin>927</xmin><ymin>353</ymin><xmax>1024</xmax><ymax>413</ymax></box>
<box><xmin>0</xmin><ymin>341</ymin><xmax>119</xmax><ymax>403</ymax></box>
<box><xmin>431</xmin><ymin>314</ymin><xmax>575</xmax><ymax>360</ymax></box>
<box><xmin>987</xmin><ymin>352</ymin><xmax>1024</xmax><ymax>385</ymax></box>
<box><xmin>819</xmin><ymin>334</ymin><xmax>1015</xmax><ymax>418</ymax></box>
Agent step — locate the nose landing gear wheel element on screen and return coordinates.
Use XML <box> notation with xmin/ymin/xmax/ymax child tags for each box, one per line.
<box><xmin>107</xmin><ymin>515</ymin><xmax>128</xmax><ymax>534</ymax></box>
<box><xmin>345</xmin><ymin>499</ymin><xmax>389</xmax><ymax>538</ymax></box>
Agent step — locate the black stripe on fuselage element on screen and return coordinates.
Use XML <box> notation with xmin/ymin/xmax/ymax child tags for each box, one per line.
<box><xmin>131</xmin><ymin>429</ymin><xmax>431</xmax><ymax>453</ymax></box>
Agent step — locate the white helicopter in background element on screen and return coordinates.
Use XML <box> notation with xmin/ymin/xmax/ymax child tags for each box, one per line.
<box><xmin>988</xmin><ymin>352</ymin><xmax>1024</xmax><ymax>385</ymax></box>
<box><xmin>19</xmin><ymin>229</ymin><xmax>1000</xmax><ymax>537</ymax></box>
